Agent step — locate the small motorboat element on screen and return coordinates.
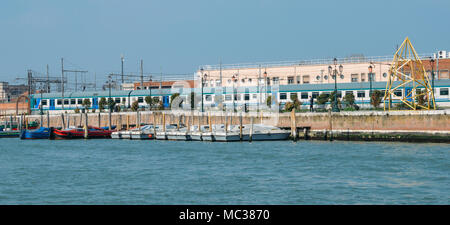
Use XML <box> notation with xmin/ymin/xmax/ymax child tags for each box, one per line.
<box><xmin>20</xmin><ymin>127</ymin><xmax>51</xmax><ymax>139</ymax></box>
<box><xmin>51</xmin><ymin>126</ymin><xmax>114</xmax><ymax>139</ymax></box>
<box><xmin>0</xmin><ymin>127</ymin><xmax>20</xmax><ymax>138</ymax></box>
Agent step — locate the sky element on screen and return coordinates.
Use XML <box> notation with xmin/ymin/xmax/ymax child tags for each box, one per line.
<box><xmin>0</xmin><ymin>0</ymin><xmax>449</xmax><ymax>85</ymax></box>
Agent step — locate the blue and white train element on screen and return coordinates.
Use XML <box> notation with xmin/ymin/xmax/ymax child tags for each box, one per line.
<box><xmin>29</xmin><ymin>80</ymin><xmax>450</xmax><ymax>113</ymax></box>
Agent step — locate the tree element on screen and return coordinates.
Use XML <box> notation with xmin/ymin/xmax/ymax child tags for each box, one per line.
<box><xmin>266</xmin><ymin>95</ymin><xmax>272</xmax><ymax>108</ymax></box>
<box><xmin>145</xmin><ymin>96</ymin><xmax>153</xmax><ymax>109</ymax></box>
<box><xmin>317</xmin><ymin>93</ymin><xmax>329</xmax><ymax>107</ymax></box>
<box><xmin>108</xmin><ymin>98</ymin><xmax>116</xmax><ymax>112</ymax></box>
<box><xmin>370</xmin><ymin>90</ymin><xmax>382</xmax><ymax>108</ymax></box>
<box><xmin>344</xmin><ymin>92</ymin><xmax>355</xmax><ymax>107</ymax></box>
<box><xmin>415</xmin><ymin>89</ymin><xmax>427</xmax><ymax>109</ymax></box>
<box><xmin>131</xmin><ymin>100</ymin><xmax>139</xmax><ymax>111</ymax></box>
<box><xmin>329</xmin><ymin>91</ymin><xmax>342</xmax><ymax>109</ymax></box>
<box><xmin>74</xmin><ymin>108</ymin><xmax>80</xmax><ymax>113</ymax></box>
<box><xmin>99</xmin><ymin>97</ymin><xmax>107</xmax><ymax>112</ymax></box>
<box><xmin>82</xmin><ymin>98</ymin><xmax>91</xmax><ymax>112</ymax></box>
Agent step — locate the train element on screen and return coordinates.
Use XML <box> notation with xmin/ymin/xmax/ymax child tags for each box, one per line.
<box><xmin>29</xmin><ymin>79</ymin><xmax>450</xmax><ymax>113</ymax></box>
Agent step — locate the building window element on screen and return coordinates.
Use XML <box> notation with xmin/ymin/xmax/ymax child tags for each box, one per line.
<box><xmin>351</xmin><ymin>74</ymin><xmax>358</xmax><ymax>82</ymax></box>
<box><xmin>361</xmin><ymin>73</ymin><xmax>366</xmax><ymax>82</ymax></box>
<box><xmin>303</xmin><ymin>75</ymin><xmax>310</xmax><ymax>84</ymax></box>
<box><xmin>383</xmin><ymin>73</ymin><xmax>388</xmax><ymax>78</ymax></box>
<box><xmin>357</xmin><ymin>91</ymin><xmax>366</xmax><ymax>98</ymax></box>
<box><xmin>228</xmin><ymin>79</ymin><xmax>231</xmax><ymax>84</ymax></box>
<box><xmin>287</xmin><ymin>76</ymin><xmax>294</xmax><ymax>84</ymax></box>
<box><xmin>296</xmin><ymin>76</ymin><xmax>300</xmax><ymax>84</ymax></box>
<box><xmin>272</xmin><ymin>77</ymin><xmax>279</xmax><ymax>84</ymax></box>
<box><xmin>70</xmin><ymin>99</ymin><xmax>75</xmax><ymax>104</ymax></box>
<box><xmin>394</xmin><ymin>90</ymin><xmax>402</xmax><ymax>97</ymax></box>
<box><xmin>439</xmin><ymin>70</ymin><xmax>449</xmax><ymax>79</ymax></box>
<box><xmin>241</xmin><ymin>79</ymin><xmax>245</xmax><ymax>84</ymax></box>
<box><xmin>324</xmin><ymin>75</ymin><xmax>328</xmax><ymax>80</ymax></box>
<box><xmin>248</xmin><ymin>78</ymin><xmax>252</xmax><ymax>83</ymax></box>
<box><xmin>301</xmin><ymin>92</ymin><xmax>309</xmax><ymax>99</ymax></box>
<box><xmin>316</xmin><ymin>75</ymin><xmax>320</xmax><ymax>80</ymax></box>
<box><xmin>440</xmin><ymin>88</ymin><xmax>449</xmax><ymax>95</ymax></box>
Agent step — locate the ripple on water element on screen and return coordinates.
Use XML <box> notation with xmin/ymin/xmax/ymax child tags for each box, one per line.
<box><xmin>0</xmin><ymin>139</ymin><xmax>448</xmax><ymax>204</ymax></box>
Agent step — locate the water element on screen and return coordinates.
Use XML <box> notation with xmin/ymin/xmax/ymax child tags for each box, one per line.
<box><xmin>0</xmin><ymin>139</ymin><xmax>448</xmax><ymax>204</ymax></box>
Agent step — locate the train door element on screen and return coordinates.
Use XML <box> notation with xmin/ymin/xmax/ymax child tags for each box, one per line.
<box><xmin>50</xmin><ymin>99</ymin><xmax>55</xmax><ymax>110</ymax></box>
<box><xmin>405</xmin><ymin>87</ymin><xmax>413</xmax><ymax>102</ymax></box>
<box><xmin>163</xmin><ymin>96</ymin><xmax>170</xmax><ymax>108</ymax></box>
<box><xmin>93</xmin><ymin>98</ymin><xmax>99</xmax><ymax>109</ymax></box>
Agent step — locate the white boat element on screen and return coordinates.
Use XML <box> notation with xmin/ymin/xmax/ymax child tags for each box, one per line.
<box><xmin>130</xmin><ymin>125</ymin><xmax>156</xmax><ymax>140</ymax></box>
<box><xmin>214</xmin><ymin>124</ymin><xmax>290</xmax><ymax>142</ymax></box>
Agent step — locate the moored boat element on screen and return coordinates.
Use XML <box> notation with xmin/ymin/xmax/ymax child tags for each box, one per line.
<box><xmin>51</xmin><ymin>126</ymin><xmax>114</xmax><ymax>139</ymax></box>
<box><xmin>20</xmin><ymin>127</ymin><xmax>51</xmax><ymax>139</ymax></box>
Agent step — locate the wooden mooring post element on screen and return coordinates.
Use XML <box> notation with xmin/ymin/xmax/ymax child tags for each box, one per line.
<box><xmin>84</xmin><ymin>112</ymin><xmax>89</xmax><ymax>139</ymax></box>
<box><xmin>249</xmin><ymin>117</ymin><xmax>254</xmax><ymax>142</ymax></box>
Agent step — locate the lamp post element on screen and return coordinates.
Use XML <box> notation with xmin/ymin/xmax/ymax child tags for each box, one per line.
<box><xmin>149</xmin><ymin>76</ymin><xmax>152</xmax><ymax>110</ymax></box>
<box><xmin>108</xmin><ymin>74</ymin><xmax>112</xmax><ymax>131</ymax></box>
<box><xmin>200</xmin><ymin>68</ymin><xmax>207</xmax><ymax>112</ymax></box>
<box><xmin>368</xmin><ymin>64</ymin><xmax>374</xmax><ymax>107</ymax></box>
<box><xmin>328</xmin><ymin>58</ymin><xmax>342</xmax><ymax>112</ymax></box>
<box><xmin>264</xmin><ymin>71</ymin><xmax>268</xmax><ymax>107</ymax></box>
<box><xmin>232</xmin><ymin>74</ymin><xmax>238</xmax><ymax>112</ymax></box>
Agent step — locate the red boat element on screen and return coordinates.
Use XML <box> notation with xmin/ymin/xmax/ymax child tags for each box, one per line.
<box><xmin>51</xmin><ymin>126</ymin><xmax>114</xmax><ymax>139</ymax></box>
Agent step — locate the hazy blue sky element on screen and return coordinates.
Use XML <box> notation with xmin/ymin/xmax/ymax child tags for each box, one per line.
<box><xmin>1</xmin><ymin>0</ymin><xmax>449</xmax><ymax>84</ymax></box>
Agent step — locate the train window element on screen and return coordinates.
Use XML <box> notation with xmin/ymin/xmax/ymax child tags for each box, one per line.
<box><xmin>138</xmin><ymin>97</ymin><xmax>143</xmax><ymax>103</ymax></box>
<box><xmin>41</xmin><ymin>100</ymin><xmax>47</xmax><ymax>106</ymax></box>
<box><xmin>337</xmin><ymin>91</ymin><xmax>342</xmax><ymax>98</ymax></box>
<box><xmin>70</xmin><ymin>99</ymin><xmax>75</xmax><ymax>104</ymax></box>
<box><xmin>312</xmin><ymin>92</ymin><xmax>319</xmax><ymax>98</ymax></box>
<box><xmin>57</xmin><ymin>99</ymin><xmax>62</xmax><ymax>105</ymax></box>
<box><xmin>290</xmin><ymin>93</ymin><xmax>298</xmax><ymax>100</ymax></box>
<box><xmin>122</xmin><ymin>98</ymin><xmax>126</xmax><ymax>103</ymax></box>
<box><xmin>244</xmin><ymin>94</ymin><xmax>250</xmax><ymax>101</ymax></box>
<box><xmin>234</xmin><ymin>94</ymin><xmax>241</xmax><ymax>101</ymax></box>
<box><xmin>225</xmin><ymin>95</ymin><xmax>232</xmax><ymax>101</ymax></box>
<box><xmin>357</xmin><ymin>91</ymin><xmax>366</xmax><ymax>98</ymax></box>
<box><xmin>64</xmin><ymin>99</ymin><xmax>69</xmax><ymax>105</ymax></box>
<box><xmin>115</xmin><ymin>98</ymin><xmax>121</xmax><ymax>103</ymax></box>
<box><xmin>301</xmin><ymin>92</ymin><xmax>309</xmax><ymax>99</ymax></box>
<box><xmin>252</xmin><ymin>94</ymin><xmax>257</xmax><ymax>99</ymax></box>
<box><xmin>394</xmin><ymin>90</ymin><xmax>402</xmax><ymax>97</ymax></box>
<box><xmin>345</xmin><ymin>91</ymin><xmax>354</xmax><ymax>96</ymax></box>
<box><xmin>77</xmin><ymin>99</ymin><xmax>82</xmax><ymax>104</ymax></box>
<box><xmin>205</xmin><ymin>95</ymin><xmax>212</xmax><ymax>101</ymax></box>
<box><xmin>440</xmin><ymin>88</ymin><xmax>449</xmax><ymax>96</ymax></box>
<box><xmin>280</xmin><ymin>93</ymin><xmax>287</xmax><ymax>100</ymax></box>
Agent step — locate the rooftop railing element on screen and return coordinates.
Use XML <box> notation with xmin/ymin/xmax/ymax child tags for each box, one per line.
<box><xmin>200</xmin><ymin>53</ymin><xmax>434</xmax><ymax>71</ymax></box>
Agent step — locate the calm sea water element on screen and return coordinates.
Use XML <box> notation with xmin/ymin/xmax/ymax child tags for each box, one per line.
<box><xmin>0</xmin><ymin>138</ymin><xmax>448</xmax><ymax>204</ymax></box>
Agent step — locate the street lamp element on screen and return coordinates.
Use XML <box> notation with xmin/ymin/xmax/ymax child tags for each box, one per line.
<box><xmin>232</xmin><ymin>73</ymin><xmax>239</xmax><ymax>112</ymax></box>
<box><xmin>328</xmin><ymin>58</ymin><xmax>342</xmax><ymax>112</ymax></box>
<box><xmin>108</xmin><ymin>74</ymin><xmax>112</xmax><ymax>130</ymax></box>
<box><xmin>149</xmin><ymin>76</ymin><xmax>152</xmax><ymax>110</ymax></box>
<box><xmin>200</xmin><ymin>68</ymin><xmax>207</xmax><ymax>112</ymax></box>
<box><xmin>368</xmin><ymin>64</ymin><xmax>374</xmax><ymax>107</ymax></box>
<box><xmin>264</xmin><ymin>71</ymin><xmax>268</xmax><ymax>107</ymax></box>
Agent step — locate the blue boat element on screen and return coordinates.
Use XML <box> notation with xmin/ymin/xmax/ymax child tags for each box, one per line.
<box><xmin>20</xmin><ymin>127</ymin><xmax>51</xmax><ymax>139</ymax></box>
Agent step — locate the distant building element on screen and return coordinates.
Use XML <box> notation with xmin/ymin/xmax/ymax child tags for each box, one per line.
<box><xmin>0</xmin><ymin>82</ymin><xmax>28</xmax><ymax>103</ymax></box>
<box><xmin>197</xmin><ymin>54</ymin><xmax>450</xmax><ymax>88</ymax></box>
<box><xmin>133</xmin><ymin>80</ymin><xmax>195</xmax><ymax>90</ymax></box>
<box><xmin>121</xmin><ymin>83</ymin><xmax>135</xmax><ymax>91</ymax></box>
